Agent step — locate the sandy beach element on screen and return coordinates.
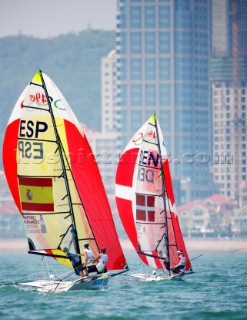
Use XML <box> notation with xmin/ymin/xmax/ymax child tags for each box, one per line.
<box><xmin>0</xmin><ymin>238</ymin><xmax>246</xmax><ymax>254</ymax></box>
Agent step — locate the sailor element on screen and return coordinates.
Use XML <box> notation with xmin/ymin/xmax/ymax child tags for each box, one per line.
<box><xmin>87</xmin><ymin>248</ymin><xmax>108</xmax><ymax>274</ymax></box>
<box><xmin>63</xmin><ymin>247</ymin><xmax>85</xmax><ymax>277</ymax></box>
<box><xmin>151</xmin><ymin>270</ymin><xmax>157</xmax><ymax>279</ymax></box>
<box><xmin>83</xmin><ymin>242</ymin><xmax>95</xmax><ymax>275</ymax></box>
<box><xmin>94</xmin><ymin>248</ymin><xmax>108</xmax><ymax>274</ymax></box>
<box><xmin>171</xmin><ymin>250</ymin><xmax>186</xmax><ymax>274</ymax></box>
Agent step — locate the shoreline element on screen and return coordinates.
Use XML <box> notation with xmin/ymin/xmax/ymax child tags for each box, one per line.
<box><xmin>122</xmin><ymin>238</ymin><xmax>247</xmax><ymax>254</ymax></box>
<box><xmin>0</xmin><ymin>238</ymin><xmax>246</xmax><ymax>254</ymax></box>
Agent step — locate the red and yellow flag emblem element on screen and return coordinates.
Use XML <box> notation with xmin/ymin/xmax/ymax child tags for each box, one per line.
<box><xmin>18</xmin><ymin>177</ymin><xmax>54</xmax><ymax>212</ymax></box>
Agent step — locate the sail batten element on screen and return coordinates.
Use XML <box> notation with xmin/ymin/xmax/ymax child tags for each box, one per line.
<box><xmin>3</xmin><ymin>70</ymin><xmax>127</xmax><ymax>272</ymax></box>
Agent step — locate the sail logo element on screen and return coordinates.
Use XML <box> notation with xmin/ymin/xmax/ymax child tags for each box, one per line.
<box><xmin>145</xmin><ymin>130</ymin><xmax>156</xmax><ymax>140</ymax></box>
<box><xmin>25</xmin><ymin>189</ymin><xmax>33</xmax><ymax>201</ymax></box>
<box><xmin>19</xmin><ymin>177</ymin><xmax>54</xmax><ymax>212</ymax></box>
<box><xmin>136</xmin><ymin>194</ymin><xmax>155</xmax><ymax>222</ymax></box>
<box><xmin>132</xmin><ymin>133</ymin><xmax>143</xmax><ymax>145</ymax></box>
<box><xmin>54</xmin><ymin>99</ymin><xmax>66</xmax><ymax>110</ymax></box>
<box><xmin>29</xmin><ymin>93</ymin><xmax>48</xmax><ymax>104</ymax></box>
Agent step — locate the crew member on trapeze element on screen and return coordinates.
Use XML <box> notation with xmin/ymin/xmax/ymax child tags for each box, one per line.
<box><xmin>171</xmin><ymin>250</ymin><xmax>186</xmax><ymax>274</ymax></box>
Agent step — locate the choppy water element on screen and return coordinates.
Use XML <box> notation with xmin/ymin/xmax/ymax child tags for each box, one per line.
<box><xmin>0</xmin><ymin>251</ymin><xmax>246</xmax><ymax>320</ymax></box>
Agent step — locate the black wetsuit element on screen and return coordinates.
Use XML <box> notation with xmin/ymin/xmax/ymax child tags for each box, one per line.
<box><xmin>67</xmin><ymin>252</ymin><xmax>84</xmax><ymax>276</ymax></box>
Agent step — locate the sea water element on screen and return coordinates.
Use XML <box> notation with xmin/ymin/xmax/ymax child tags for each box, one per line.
<box><xmin>0</xmin><ymin>251</ymin><xmax>246</xmax><ymax>320</ymax></box>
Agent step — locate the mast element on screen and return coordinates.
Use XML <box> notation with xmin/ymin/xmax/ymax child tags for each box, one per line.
<box><xmin>39</xmin><ymin>70</ymin><xmax>81</xmax><ymax>255</ymax></box>
<box><xmin>153</xmin><ymin>114</ymin><xmax>170</xmax><ymax>273</ymax></box>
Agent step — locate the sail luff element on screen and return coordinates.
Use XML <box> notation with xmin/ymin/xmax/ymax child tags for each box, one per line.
<box><xmin>39</xmin><ymin>70</ymin><xmax>81</xmax><ymax>255</ymax></box>
<box><xmin>153</xmin><ymin>114</ymin><xmax>170</xmax><ymax>272</ymax></box>
<box><xmin>59</xmin><ymin>139</ymin><xmax>100</xmax><ymax>254</ymax></box>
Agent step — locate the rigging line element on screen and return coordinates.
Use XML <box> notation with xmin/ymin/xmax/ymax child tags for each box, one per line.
<box><xmin>159</xmin><ymin>158</ymin><xmax>182</xmax><ymax>256</ymax></box>
<box><xmin>59</xmin><ymin>138</ymin><xmax>99</xmax><ymax>252</ymax></box>
<box><xmin>61</xmin><ymin>140</ymin><xmax>114</xmax><ymax>252</ymax></box>
<box><xmin>44</xmin><ymin>256</ymin><xmax>51</xmax><ymax>279</ymax></box>
<box><xmin>136</xmin><ymin>191</ymin><xmax>163</xmax><ymax>197</ymax></box>
<box><xmin>62</xmin><ymin>194</ymin><xmax>68</xmax><ymax>201</ymax></box>
<box><xmin>110</xmin><ymin>269</ymin><xmax>129</xmax><ymax>278</ymax></box>
<box><xmin>155</xmin><ymin>232</ymin><xmax>166</xmax><ymax>252</ymax></box>
<box><xmin>23</xmin><ymin>211</ymin><xmax>71</xmax><ymax>216</ymax></box>
<box><xmin>136</xmin><ymin>222</ymin><xmax>165</xmax><ymax>225</ymax></box>
<box><xmin>30</xmin><ymin>81</ymin><xmax>43</xmax><ymax>87</ymax></box>
<box><xmin>142</xmin><ymin>139</ymin><xmax>158</xmax><ymax>146</ymax></box>
<box><xmin>78</xmin><ymin>237</ymin><xmax>95</xmax><ymax>241</ymax></box>
<box><xmin>39</xmin><ymin>70</ymin><xmax>80</xmax><ymax>253</ymax></box>
<box><xmin>18</xmin><ymin>174</ymin><xmax>65</xmax><ymax>178</ymax></box>
<box><xmin>162</xmin><ymin>169</ymin><xmax>180</xmax><ymax>254</ymax></box>
<box><xmin>40</xmin><ymin>70</ymin><xmax>81</xmax><ymax>256</ymax></box>
<box><xmin>137</xmin><ymin>251</ymin><xmax>167</xmax><ymax>261</ymax></box>
<box><xmin>148</xmin><ymin>121</ymin><xmax>156</xmax><ymax>127</ymax></box>
<box><xmin>190</xmin><ymin>254</ymin><xmax>203</xmax><ymax>261</ymax></box>
<box><xmin>21</xmin><ymin>105</ymin><xmax>50</xmax><ymax>112</ymax></box>
<box><xmin>154</xmin><ymin>114</ymin><xmax>170</xmax><ymax>275</ymax></box>
<box><xmin>17</xmin><ymin>137</ymin><xmax>57</xmax><ymax>143</ymax></box>
<box><xmin>28</xmin><ymin>251</ymin><xmax>70</xmax><ymax>259</ymax></box>
<box><xmin>58</xmin><ymin>224</ymin><xmax>73</xmax><ymax>248</ymax></box>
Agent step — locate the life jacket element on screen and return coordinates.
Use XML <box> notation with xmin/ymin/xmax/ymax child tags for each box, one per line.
<box><xmin>179</xmin><ymin>255</ymin><xmax>186</xmax><ymax>272</ymax></box>
<box><xmin>85</xmin><ymin>248</ymin><xmax>94</xmax><ymax>264</ymax></box>
<box><xmin>96</xmin><ymin>253</ymin><xmax>108</xmax><ymax>272</ymax></box>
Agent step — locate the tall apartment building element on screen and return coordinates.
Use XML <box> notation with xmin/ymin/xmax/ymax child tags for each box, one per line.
<box><xmin>101</xmin><ymin>50</ymin><xmax>117</xmax><ymax>133</ymax></box>
<box><xmin>210</xmin><ymin>0</ymin><xmax>247</xmax><ymax>202</ymax></box>
<box><xmin>116</xmin><ymin>0</ymin><xmax>212</xmax><ymax>202</ymax></box>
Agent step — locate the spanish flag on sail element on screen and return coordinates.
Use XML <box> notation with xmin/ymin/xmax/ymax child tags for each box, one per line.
<box><xmin>18</xmin><ymin>177</ymin><xmax>54</xmax><ymax>212</ymax></box>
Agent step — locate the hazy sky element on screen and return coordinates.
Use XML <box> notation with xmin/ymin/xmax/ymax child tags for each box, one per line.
<box><xmin>0</xmin><ymin>0</ymin><xmax>117</xmax><ymax>38</ymax></box>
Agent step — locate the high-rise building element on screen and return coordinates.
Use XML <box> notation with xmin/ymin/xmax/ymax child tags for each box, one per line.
<box><xmin>101</xmin><ymin>50</ymin><xmax>117</xmax><ymax>133</ymax></box>
<box><xmin>210</xmin><ymin>0</ymin><xmax>247</xmax><ymax>202</ymax></box>
<box><xmin>116</xmin><ymin>0</ymin><xmax>212</xmax><ymax>202</ymax></box>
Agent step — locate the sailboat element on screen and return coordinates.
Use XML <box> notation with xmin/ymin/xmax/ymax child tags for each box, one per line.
<box><xmin>115</xmin><ymin>114</ymin><xmax>193</xmax><ymax>281</ymax></box>
<box><xmin>2</xmin><ymin>70</ymin><xmax>128</xmax><ymax>292</ymax></box>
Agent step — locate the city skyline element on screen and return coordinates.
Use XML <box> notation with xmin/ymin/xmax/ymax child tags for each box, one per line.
<box><xmin>210</xmin><ymin>0</ymin><xmax>247</xmax><ymax>201</ymax></box>
<box><xmin>115</xmin><ymin>0</ymin><xmax>213</xmax><ymax>202</ymax></box>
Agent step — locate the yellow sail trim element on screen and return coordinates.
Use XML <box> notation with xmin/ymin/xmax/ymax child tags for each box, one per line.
<box><xmin>32</xmin><ymin>70</ymin><xmax>42</xmax><ymax>84</ymax></box>
<box><xmin>51</xmin><ymin>249</ymin><xmax>73</xmax><ymax>268</ymax></box>
<box><xmin>19</xmin><ymin>185</ymin><xmax>53</xmax><ymax>204</ymax></box>
<box><xmin>150</xmin><ymin>114</ymin><xmax>156</xmax><ymax>125</ymax></box>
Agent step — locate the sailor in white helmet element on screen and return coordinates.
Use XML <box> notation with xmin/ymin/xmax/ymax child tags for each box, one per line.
<box><xmin>171</xmin><ymin>250</ymin><xmax>186</xmax><ymax>274</ymax></box>
<box><xmin>83</xmin><ymin>242</ymin><xmax>95</xmax><ymax>275</ymax></box>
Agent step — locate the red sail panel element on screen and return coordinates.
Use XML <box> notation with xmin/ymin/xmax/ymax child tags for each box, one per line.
<box><xmin>64</xmin><ymin>120</ymin><xmax>127</xmax><ymax>271</ymax></box>
<box><xmin>115</xmin><ymin>197</ymin><xmax>138</xmax><ymax>250</ymax></box>
<box><xmin>2</xmin><ymin>119</ymin><xmax>21</xmax><ymax>212</ymax></box>
<box><xmin>162</xmin><ymin>159</ymin><xmax>192</xmax><ymax>271</ymax></box>
<box><xmin>115</xmin><ymin>148</ymin><xmax>139</xmax><ymax>187</ymax></box>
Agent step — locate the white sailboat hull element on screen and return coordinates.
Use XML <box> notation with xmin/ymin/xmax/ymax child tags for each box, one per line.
<box><xmin>129</xmin><ymin>273</ymin><xmax>184</xmax><ymax>281</ymax></box>
<box><xmin>16</xmin><ymin>274</ymin><xmax>109</xmax><ymax>292</ymax></box>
